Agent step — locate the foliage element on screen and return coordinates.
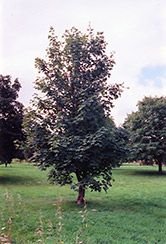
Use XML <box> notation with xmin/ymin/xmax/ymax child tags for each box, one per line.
<box><xmin>123</xmin><ymin>96</ymin><xmax>166</xmax><ymax>172</ymax></box>
<box><xmin>0</xmin><ymin>75</ymin><xmax>24</xmax><ymax>166</ymax></box>
<box><xmin>24</xmin><ymin>26</ymin><xmax>127</xmax><ymax>203</ymax></box>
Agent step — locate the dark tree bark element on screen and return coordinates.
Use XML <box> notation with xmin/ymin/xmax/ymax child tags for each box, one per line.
<box><xmin>158</xmin><ymin>161</ymin><xmax>163</xmax><ymax>174</ymax></box>
<box><xmin>76</xmin><ymin>171</ymin><xmax>86</xmax><ymax>204</ymax></box>
<box><xmin>77</xmin><ymin>186</ymin><xmax>85</xmax><ymax>205</ymax></box>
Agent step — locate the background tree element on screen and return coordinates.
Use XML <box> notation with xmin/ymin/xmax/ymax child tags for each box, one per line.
<box><xmin>0</xmin><ymin>75</ymin><xmax>24</xmax><ymax>166</ymax></box>
<box><xmin>25</xmin><ymin>26</ymin><xmax>127</xmax><ymax>204</ymax></box>
<box><xmin>123</xmin><ymin>96</ymin><xmax>166</xmax><ymax>173</ymax></box>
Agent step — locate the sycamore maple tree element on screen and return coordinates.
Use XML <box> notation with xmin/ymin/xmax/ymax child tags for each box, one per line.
<box><xmin>25</xmin><ymin>26</ymin><xmax>127</xmax><ymax>204</ymax></box>
<box><xmin>123</xmin><ymin>96</ymin><xmax>166</xmax><ymax>173</ymax></box>
<box><xmin>0</xmin><ymin>75</ymin><xmax>24</xmax><ymax>167</ymax></box>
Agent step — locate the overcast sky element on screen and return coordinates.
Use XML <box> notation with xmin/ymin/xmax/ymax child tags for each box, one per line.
<box><xmin>1</xmin><ymin>0</ymin><xmax>166</xmax><ymax>125</ymax></box>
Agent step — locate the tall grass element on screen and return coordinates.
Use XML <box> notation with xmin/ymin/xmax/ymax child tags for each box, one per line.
<box><xmin>0</xmin><ymin>191</ymin><xmax>89</xmax><ymax>244</ymax></box>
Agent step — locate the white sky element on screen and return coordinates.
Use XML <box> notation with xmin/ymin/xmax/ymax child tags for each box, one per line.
<box><xmin>1</xmin><ymin>0</ymin><xmax>166</xmax><ymax>125</ymax></box>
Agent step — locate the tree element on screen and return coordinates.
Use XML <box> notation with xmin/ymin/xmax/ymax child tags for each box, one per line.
<box><xmin>123</xmin><ymin>96</ymin><xmax>166</xmax><ymax>173</ymax></box>
<box><xmin>25</xmin><ymin>26</ymin><xmax>126</xmax><ymax>204</ymax></box>
<box><xmin>0</xmin><ymin>75</ymin><xmax>24</xmax><ymax>167</ymax></box>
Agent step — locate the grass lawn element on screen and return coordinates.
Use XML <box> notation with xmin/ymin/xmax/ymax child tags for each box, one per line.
<box><xmin>0</xmin><ymin>162</ymin><xmax>166</xmax><ymax>243</ymax></box>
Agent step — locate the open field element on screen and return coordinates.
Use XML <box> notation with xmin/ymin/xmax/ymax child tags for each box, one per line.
<box><xmin>0</xmin><ymin>162</ymin><xmax>166</xmax><ymax>243</ymax></box>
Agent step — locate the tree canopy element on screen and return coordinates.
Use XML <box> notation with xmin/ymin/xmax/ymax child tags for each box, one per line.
<box><xmin>123</xmin><ymin>96</ymin><xmax>166</xmax><ymax>173</ymax></box>
<box><xmin>25</xmin><ymin>26</ymin><xmax>127</xmax><ymax>204</ymax></box>
<box><xmin>0</xmin><ymin>75</ymin><xmax>24</xmax><ymax>166</ymax></box>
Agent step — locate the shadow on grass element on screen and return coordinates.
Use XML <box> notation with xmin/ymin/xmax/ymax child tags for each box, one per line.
<box><xmin>114</xmin><ymin>167</ymin><xmax>166</xmax><ymax>177</ymax></box>
<box><xmin>60</xmin><ymin>197</ymin><xmax>166</xmax><ymax>216</ymax></box>
<box><xmin>0</xmin><ymin>175</ymin><xmax>41</xmax><ymax>186</ymax></box>
<box><xmin>126</xmin><ymin>170</ymin><xmax>166</xmax><ymax>177</ymax></box>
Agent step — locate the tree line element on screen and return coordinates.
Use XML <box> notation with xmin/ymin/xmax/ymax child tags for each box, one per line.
<box><xmin>0</xmin><ymin>26</ymin><xmax>165</xmax><ymax>203</ymax></box>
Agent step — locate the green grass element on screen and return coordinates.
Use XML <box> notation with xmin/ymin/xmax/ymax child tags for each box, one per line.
<box><xmin>0</xmin><ymin>162</ymin><xmax>166</xmax><ymax>243</ymax></box>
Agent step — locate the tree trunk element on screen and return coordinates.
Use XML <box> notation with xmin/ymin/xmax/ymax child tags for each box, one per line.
<box><xmin>77</xmin><ymin>186</ymin><xmax>85</xmax><ymax>205</ymax></box>
<box><xmin>158</xmin><ymin>161</ymin><xmax>162</xmax><ymax>174</ymax></box>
